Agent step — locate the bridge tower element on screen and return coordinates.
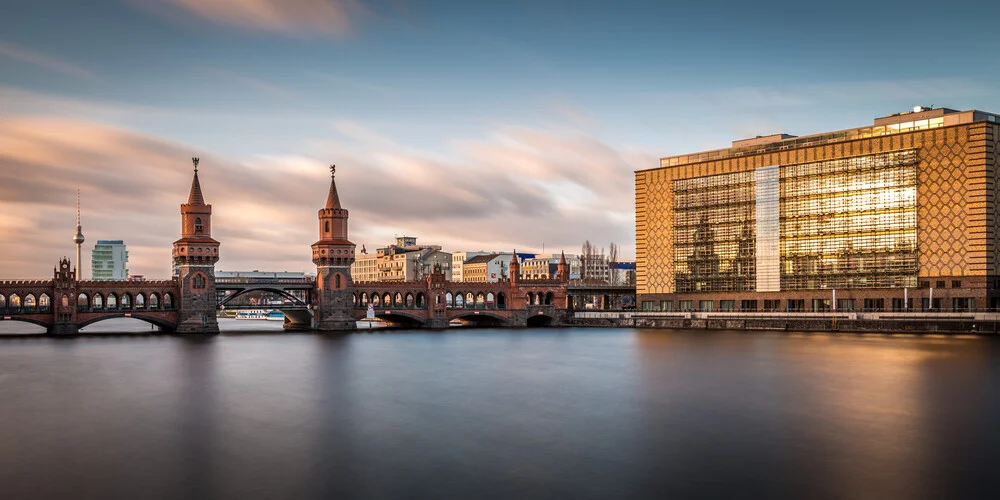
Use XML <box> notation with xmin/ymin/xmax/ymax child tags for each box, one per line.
<box><xmin>51</xmin><ymin>257</ymin><xmax>79</xmax><ymax>335</ymax></box>
<box><xmin>172</xmin><ymin>158</ymin><xmax>220</xmax><ymax>334</ymax></box>
<box><xmin>311</xmin><ymin>165</ymin><xmax>357</xmax><ymax>331</ymax></box>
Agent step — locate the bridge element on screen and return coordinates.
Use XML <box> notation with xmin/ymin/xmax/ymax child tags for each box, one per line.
<box><xmin>351</xmin><ymin>272</ymin><xmax>570</xmax><ymax>328</ymax></box>
<box><xmin>0</xmin><ymin>159</ymin><xmax>577</xmax><ymax>334</ymax></box>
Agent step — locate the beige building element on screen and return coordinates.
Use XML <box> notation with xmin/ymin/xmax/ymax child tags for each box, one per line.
<box><xmin>452</xmin><ymin>251</ymin><xmax>490</xmax><ymax>282</ymax></box>
<box><xmin>463</xmin><ymin>253</ymin><xmax>514</xmax><ymax>283</ymax></box>
<box><xmin>351</xmin><ymin>236</ymin><xmax>452</xmax><ymax>282</ymax></box>
<box><xmin>636</xmin><ymin>106</ymin><xmax>1000</xmax><ymax>313</ymax></box>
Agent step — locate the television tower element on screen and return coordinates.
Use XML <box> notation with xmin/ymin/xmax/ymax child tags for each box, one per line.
<box><xmin>72</xmin><ymin>189</ymin><xmax>85</xmax><ymax>278</ymax></box>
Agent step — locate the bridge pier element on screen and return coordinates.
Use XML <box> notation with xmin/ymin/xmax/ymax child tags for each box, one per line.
<box><xmin>49</xmin><ymin>322</ymin><xmax>78</xmax><ymax>336</ymax></box>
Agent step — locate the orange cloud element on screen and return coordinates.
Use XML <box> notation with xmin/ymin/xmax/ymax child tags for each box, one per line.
<box><xmin>160</xmin><ymin>0</ymin><xmax>361</xmax><ymax>36</ymax></box>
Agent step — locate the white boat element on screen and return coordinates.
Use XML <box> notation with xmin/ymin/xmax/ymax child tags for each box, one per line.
<box><xmin>235</xmin><ymin>309</ymin><xmax>269</xmax><ymax>320</ymax></box>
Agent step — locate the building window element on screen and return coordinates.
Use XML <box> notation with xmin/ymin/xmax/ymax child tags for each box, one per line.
<box><xmin>325</xmin><ymin>221</ymin><xmax>330</xmax><ymax>233</ymax></box>
<box><xmin>952</xmin><ymin>280</ymin><xmax>961</xmax><ymax>288</ymax></box>
<box><xmin>335</xmin><ymin>274</ymin><xmax>342</xmax><ymax>289</ymax></box>
<box><xmin>193</xmin><ymin>274</ymin><xmax>207</xmax><ymax>289</ymax></box>
<box><xmin>641</xmin><ymin>301</ymin><xmax>655</xmax><ymax>312</ymax></box>
<box><xmin>679</xmin><ymin>300</ymin><xmax>693</xmax><ymax>312</ymax></box>
<box><xmin>787</xmin><ymin>299</ymin><xmax>805</xmax><ymax>312</ymax></box>
<box><xmin>863</xmin><ymin>298</ymin><xmax>884</xmax><ymax>312</ymax></box>
<box><xmin>812</xmin><ymin>299</ymin><xmax>831</xmax><ymax>312</ymax></box>
<box><xmin>763</xmin><ymin>299</ymin><xmax>781</xmax><ymax>311</ymax></box>
<box><xmin>891</xmin><ymin>298</ymin><xmax>912</xmax><ymax>312</ymax></box>
<box><xmin>720</xmin><ymin>300</ymin><xmax>735</xmax><ymax>312</ymax></box>
<box><xmin>741</xmin><ymin>300</ymin><xmax>757</xmax><ymax>312</ymax></box>
<box><xmin>661</xmin><ymin>301</ymin><xmax>674</xmax><ymax>312</ymax></box>
<box><xmin>952</xmin><ymin>298</ymin><xmax>974</xmax><ymax>312</ymax></box>
<box><xmin>936</xmin><ymin>281</ymin><xmax>946</xmax><ymax>289</ymax></box>
<box><xmin>195</xmin><ymin>217</ymin><xmax>203</xmax><ymax>234</ymax></box>
<box><xmin>836</xmin><ymin>299</ymin><xmax>855</xmax><ymax>312</ymax></box>
<box><xmin>699</xmin><ymin>300</ymin><xmax>714</xmax><ymax>312</ymax></box>
<box><xmin>919</xmin><ymin>281</ymin><xmax>930</xmax><ymax>289</ymax></box>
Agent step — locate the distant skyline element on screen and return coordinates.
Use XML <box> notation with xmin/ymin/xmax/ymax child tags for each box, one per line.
<box><xmin>2</xmin><ymin>0</ymin><xmax>1000</xmax><ymax>278</ymax></box>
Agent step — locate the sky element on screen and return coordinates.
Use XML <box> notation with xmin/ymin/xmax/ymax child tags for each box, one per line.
<box><xmin>2</xmin><ymin>0</ymin><xmax>999</xmax><ymax>278</ymax></box>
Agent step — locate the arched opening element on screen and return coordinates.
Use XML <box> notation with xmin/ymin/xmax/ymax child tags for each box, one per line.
<box><xmin>352</xmin><ymin>293</ymin><xmax>358</xmax><ymax>306</ymax></box>
<box><xmin>39</xmin><ymin>293</ymin><xmax>51</xmax><ymax>312</ymax></box>
<box><xmin>193</xmin><ymin>274</ymin><xmax>207</xmax><ymax>289</ymax></box>
<box><xmin>334</xmin><ymin>273</ymin><xmax>342</xmax><ymax>289</ymax></box>
<box><xmin>383</xmin><ymin>293</ymin><xmax>392</xmax><ymax>307</ymax></box>
<box><xmin>373</xmin><ymin>293</ymin><xmax>381</xmax><ymax>306</ymax></box>
<box><xmin>0</xmin><ymin>294</ymin><xmax>6</xmax><ymax>311</ymax></box>
<box><xmin>78</xmin><ymin>316</ymin><xmax>169</xmax><ymax>334</ymax></box>
<box><xmin>361</xmin><ymin>293</ymin><xmax>369</xmax><ymax>305</ymax></box>
<box><xmin>107</xmin><ymin>293</ymin><xmax>118</xmax><ymax>310</ymax></box>
<box><xmin>526</xmin><ymin>292</ymin><xmax>534</xmax><ymax>306</ymax></box>
<box><xmin>162</xmin><ymin>293</ymin><xmax>173</xmax><ymax>309</ymax></box>
<box><xmin>405</xmin><ymin>293</ymin><xmax>414</xmax><ymax>308</ymax></box>
<box><xmin>325</xmin><ymin>220</ymin><xmax>330</xmax><ymax>233</ymax></box>
<box><xmin>466</xmin><ymin>293</ymin><xmax>474</xmax><ymax>308</ymax></box>
<box><xmin>121</xmin><ymin>293</ymin><xmax>131</xmax><ymax>310</ymax></box>
<box><xmin>195</xmin><ymin>217</ymin><xmax>204</xmax><ymax>233</ymax></box>
<box><xmin>450</xmin><ymin>312</ymin><xmax>505</xmax><ymax>328</ymax></box>
<box><xmin>9</xmin><ymin>294</ymin><xmax>21</xmax><ymax>312</ymax></box>
<box><xmin>93</xmin><ymin>293</ymin><xmax>104</xmax><ymax>310</ymax></box>
<box><xmin>60</xmin><ymin>294</ymin><xmax>68</xmax><ymax>308</ymax></box>
<box><xmin>455</xmin><ymin>293</ymin><xmax>464</xmax><ymax>308</ymax></box>
<box><xmin>446</xmin><ymin>292</ymin><xmax>454</xmax><ymax>307</ymax></box>
<box><xmin>25</xmin><ymin>294</ymin><xmax>37</xmax><ymax>313</ymax></box>
<box><xmin>394</xmin><ymin>293</ymin><xmax>403</xmax><ymax>306</ymax></box>
<box><xmin>544</xmin><ymin>292</ymin><xmax>554</xmax><ymax>305</ymax></box>
<box><xmin>527</xmin><ymin>314</ymin><xmax>555</xmax><ymax>327</ymax></box>
<box><xmin>486</xmin><ymin>293</ymin><xmax>495</xmax><ymax>308</ymax></box>
<box><xmin>135</xmin><ymin>293</ymin><xmax>145</xmax><ymax>309</ymax></box>
<box><xmin>416</xmin><ymin>293</ymin><xmax>425</xmax><ymax>308</ymax></box>
<box><xmin>149</xmin><ymin>293</ymin><xmax>159</xmax><ymax>309</ymax></box>
<box><xmin>77</xmin><ymin>293</ymin><xmax>89</xmax><ymax>312</ymax></box>
<box><xmin>497</xmin><ymin>293</ymin><xmax>506</xmax><ymax>309</ymax></box>
<box><xmin>476</xmin><ymin>293</ymin><xmax>485</xmax><ymax>308</ymax></box>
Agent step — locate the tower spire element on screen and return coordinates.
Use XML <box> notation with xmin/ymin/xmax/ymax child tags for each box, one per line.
<box><xmin>326</xmin><ymin>164</ymin><xmax>342</xmax><ymax>209</ymax></box>
<box><xmin>187</xmin><ymin>157</ymin><xmax>205</xmax><ymax>205</ymax></box>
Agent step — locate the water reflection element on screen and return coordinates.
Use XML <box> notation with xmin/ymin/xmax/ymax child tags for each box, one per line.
<box><xmin>0</xmin><ymin>329</ymin><xmax>997</xmax><ymax>499</ymax></box>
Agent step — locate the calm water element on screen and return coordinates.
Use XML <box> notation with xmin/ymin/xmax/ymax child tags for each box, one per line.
<box><xmin>1</xmin><ymin>321</ymin><xmax>999</xmax><ymax>499</ymax></box>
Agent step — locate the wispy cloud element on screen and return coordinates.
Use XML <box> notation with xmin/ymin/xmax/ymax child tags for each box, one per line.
<box><xmin>0</xmin><ymin>113</ymin><xmax>646</xmax><ymax>278</ymax></box>
<box><xmin>149</xmin><ymin>0</ymin><xmax>363</xmax><ymax>36</ymax></box>
<box><xmin>0</xmin><ymin>41</ymin><xmax>98</xmax><ymax>81</ymax></box>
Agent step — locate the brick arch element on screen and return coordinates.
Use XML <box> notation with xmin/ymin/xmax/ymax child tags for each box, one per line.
<box><xmin>77</xmin><ymin>314</ymin><xmax>176</xmax><ymax>331</ymax></box>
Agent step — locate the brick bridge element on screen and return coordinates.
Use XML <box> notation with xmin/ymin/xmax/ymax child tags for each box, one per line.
<box><xmin>0</xmin><ymin>159</ymin><xmax>575</xmax><ymax>334</ymax></box>
<box><xmin>352</xmin><ymin>270</ymin><xmax>570</xmax><ymax>328</ymax></box>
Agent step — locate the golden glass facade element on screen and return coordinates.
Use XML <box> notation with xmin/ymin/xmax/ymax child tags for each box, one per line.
<box><xmin>636</xmin><ymin>109</ymin><xmax>1000</xmax><ymax>311</ymax></box>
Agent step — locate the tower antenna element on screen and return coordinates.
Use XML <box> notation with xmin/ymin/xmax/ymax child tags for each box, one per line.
<box><xmin>192</xmin><ymin>157</ymin><xmax>200</xmax><ymax>174</ymax></box>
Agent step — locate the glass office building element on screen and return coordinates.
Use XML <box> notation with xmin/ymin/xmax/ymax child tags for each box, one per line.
<box><xmin>636</xmin><ymin>107</ymin><xmax>1000</xmax><ymax>312</ymax></box>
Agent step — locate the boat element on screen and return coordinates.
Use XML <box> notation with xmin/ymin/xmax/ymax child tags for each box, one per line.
<box><xmin>235</xmin><ymin>309</ymin><xmax>269</xmax><ymax>320</ymax></box>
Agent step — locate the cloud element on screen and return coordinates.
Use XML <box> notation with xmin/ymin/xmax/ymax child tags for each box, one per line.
<box><xmin>0</xmin><ymin>114</ymin><xmax>644</xmax><ymax>279</ymax></box>
<box><xmin>149</xmin><ymin>0</ymin><xmax>363</xmax><ymax>36</ymax></box>
<box><xmin>0</xmin><ymin>41</ymin><xmax>98</xmax><ymax>81</ymax></box>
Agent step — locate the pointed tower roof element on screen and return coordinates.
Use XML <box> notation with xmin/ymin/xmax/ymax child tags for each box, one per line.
<box><xmin>187</xmin><ymin>157</ymin><xmax>205</xmax><ymax>205</ymax></box>
<box><xmin>326</xmin><ymin>164</ymin><xmax>342</xmax><ymax>209</ymax></box>
<box><xmin>511</xmin><ymin>250</ymin><xmax>519</xmax><ymax>264</ymax></box>
<box><xmin>559</xmin><ymin>250</ymin><xmax>567</xmax><ymax>265</ymax></box>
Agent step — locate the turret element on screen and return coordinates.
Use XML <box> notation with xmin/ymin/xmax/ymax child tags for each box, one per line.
<box><xmin>557</xmin><ymin>251</ymin><xmax>569</xmax><ymax>283</ymax></box>
<box><xmin>509</xmin><ymin>250</ymin><xmax>520</xmax><ymax>285</ymax></box>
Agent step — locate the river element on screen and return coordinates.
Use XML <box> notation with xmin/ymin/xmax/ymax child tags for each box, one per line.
<box><xmin>0</xmin><ymin>320</ymin><xmax>998</xmax><ymax>499</ymax></box>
